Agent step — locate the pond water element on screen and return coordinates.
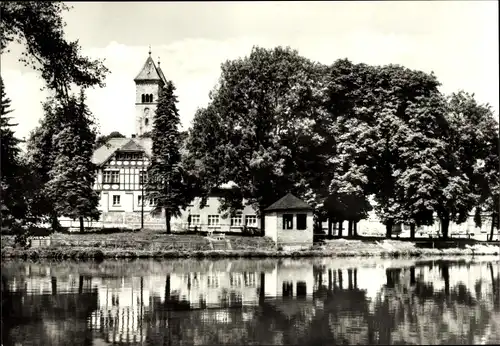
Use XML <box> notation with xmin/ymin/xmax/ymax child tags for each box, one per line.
<box><xmin>2</xmin><ymin>256</ymin><xmax>500</xmax><ymax>345</ymax></box>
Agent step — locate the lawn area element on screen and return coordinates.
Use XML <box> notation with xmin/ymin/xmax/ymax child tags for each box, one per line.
<box><xmin>1</xmin><ymin>228</ymin><xmax>277</xmax><ymax>259</ymax></box>
<box><xmin>1</xmin><ymin>229</ymin><xmax>498</xmax><ymax>259</ymax></box>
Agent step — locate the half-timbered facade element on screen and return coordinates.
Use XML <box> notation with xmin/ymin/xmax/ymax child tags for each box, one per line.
<box><xmin>87</xmin><ymin>135</ymin><xmax>261</xmax><ymax>231</ymax></box>
<box><xmin>93</xmin><ymin>137</ymin><xmax>154</xmax><ymax>214</ymax></box>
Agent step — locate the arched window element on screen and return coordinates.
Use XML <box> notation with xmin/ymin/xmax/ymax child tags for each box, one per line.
<box><xmin>150</xmin><ymin>94</ymin><xmax>153</xmax><ymax>102</ymax></box>
<box><xmin>145</xmin><ymin>118</ymin><xmax>149</xmax><ymax>126</ymax></box>
<box><xmin>145</xmin><ymin>94</ymin><xmax>149</xmax><ymax>103</ymax></box>
<box><xmin>141</xmin><ymin>94</ymin><xmax>145</xmax><ymax>103</ymax></box>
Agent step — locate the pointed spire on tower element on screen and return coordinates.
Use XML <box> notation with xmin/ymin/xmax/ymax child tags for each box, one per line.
<box><xmin>148</xmin><ymin>45</ymin><xmax>151</xmax><ymax>56</ymax></box>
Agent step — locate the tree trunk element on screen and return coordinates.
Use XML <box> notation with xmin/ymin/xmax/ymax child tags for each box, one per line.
<box><xmin>260</xmin><ymin>208</ymin><xmax>266</xmax><ymax>236</ymax></box>
<box><xmin>353</xmin><ymin>221</ymin><xmax>358</xmax><ymax>237</ymax></box>
<box><xmin>348</xmin><ymin>220</ymin><xmax>353</xmax><ymax>237</ymax></box>
<box><xmin>50</xmin><ymin>212</ymin><xmax>60</xmax><ymax>232</ymax></box>
<box><xmin>165</xmin><ymin>211</ymin><xmax>171</xmax><ymax>234</ymax></box>
<box><xmin>165</xmin><ymin>274</ymin><xmax>171</xmax><ymax>301</ymax></box>
<box><xmin>259</xmin><ymin>272</ymin><xmax>265</xmax><ymax>304</ymax></box>
<box><xmin>354</xmin><ymin>268</ymin><xmax>358</xmax><ymax>289</ymax></box>
<box><xmin>338</xmin><ymin>220</ymin><xmax>344</xmax><ymax>238</ymax></box>
<box><xmin>328</xmin><ymin>269</ymin><xmax>333</xmax><ymax>291</ymax></box>
<box><xmin>441</xmin><ymin>263</ymin><xmax>450</xmax><ymax>297</ymax></box>
<box><xmin>51</xmin><ymin>277</ymin><xmax>57</xmax><ymax>295</ymax></box>
<box><xmin>328</xmin><ymin>217</ymin><xmax>333</xmax><ymax>238</ymax></box>
<box><xmin>385</xmin><ymin>220</ymin><xmax>393</xmax><ymax>239</ymax></box>
<box><xmin>440</xmin><ymin>216</ymin><xmax>450</xmax><ymax>239</ymax></box>
<box><xmin>79</xmin><ymin>275</ymin><xmax>84</xmax><ymax>294</ymax></box>
<box><xmin>410</xmin><ymin>224</ymin><xmax>416</xmax><ymax>240</ymax></box>
<box><xmin>79</xmin><ymin>216</ymin><xmax>84</xmax><ymax>233</ymax></box>
<box><xmin>347</xmin><ymin>269</ymin><xmax>353</xmax><ymax>290</ymax></box>
<box><xmin>489</xmin><ymin>262</ymin><xmax>499</xmax><ymax>309</ymax></box>
<box><xmin>489</xmin><ymin>212</ymin><xmax>497</xmax><ymax>241</ymax></box>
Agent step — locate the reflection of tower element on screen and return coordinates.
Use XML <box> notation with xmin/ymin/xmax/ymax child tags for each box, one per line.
<box><xmin>134</xmin><ymin>46</ymin><xmax>167</xmax><ymax>136</ymax></box>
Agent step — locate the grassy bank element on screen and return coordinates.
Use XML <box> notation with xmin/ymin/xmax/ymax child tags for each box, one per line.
<box><xmin>1</xmin><ymin>229</ymin><xmax>499</xmax><ymax>260</ymax></box>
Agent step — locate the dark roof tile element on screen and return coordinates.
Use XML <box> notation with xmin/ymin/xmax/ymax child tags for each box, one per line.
<box><xmin>265</xmin><ymin>193</ymin><xmax>313</xmax><ymax>212</ymax></box>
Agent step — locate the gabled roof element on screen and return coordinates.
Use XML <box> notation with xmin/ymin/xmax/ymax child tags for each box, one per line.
<box><xmin>157</xmin><ymin>65</ymin><xmax>168</xmax><ymax>85</ymax></box>
<box><xmin>134</xmin><ymin>55</ymin><xmax>162</xmax><ymax>82</ymax></box>
<box><xmin>92</xmin><ymin>137</ymin><xmax>153</xmax><ymax>166</ymax></box>
<box><xmin>120</xmin><ymin>139</ymin><xmax>145</xmax><ymax>152</ymax></box>
<box><xmin>265</xmin><ymin>193</ymin><xmax>313</xmax><ymax>212</ymax></box>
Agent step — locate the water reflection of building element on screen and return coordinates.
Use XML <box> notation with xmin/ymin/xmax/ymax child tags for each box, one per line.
<box><xmin>90</xmin><ymin>277</ymin><xmax>149</xmax><ymax>344</ymax></box>
<box><xmin>4</xmin><ymin>260</ymin><xmax>499</xmax><ymax>346</ymax></box>
<box><xmin>169</xmin><ymin>271</ymin><xmax>260</xmax><ymax>308</ymax></box>
<box><xmin>264</xmin><ymin>261</ymin><xmax>314</xmax><ymax>298</ymax></box>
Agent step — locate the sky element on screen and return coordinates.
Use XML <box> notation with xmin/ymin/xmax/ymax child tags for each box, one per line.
<box><xmin>1</xmin><ymin>1</ymin><xmax>498</xmax><ymax>140</ymax></box>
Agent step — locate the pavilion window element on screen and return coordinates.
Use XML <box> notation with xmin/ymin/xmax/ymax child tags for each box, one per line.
<box><xmin>282</xmin><ymin>214</ymin><xmax>293</xmax><ymax>230</ymax></box>
<box><xmin>296</xmin><ymin>214</ymin><xmax>307</xmax><ymax>230</ymax></box>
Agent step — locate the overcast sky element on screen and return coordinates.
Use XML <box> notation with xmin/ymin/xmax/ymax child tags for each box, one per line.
<box><xmin>2</xmin><ymin>1</ymin><xmax>498</xmax><ymax>139</ymax></box>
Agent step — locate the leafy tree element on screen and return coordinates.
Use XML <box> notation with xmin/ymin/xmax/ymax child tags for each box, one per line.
<box><xmin>359</xmin><ymin>65</ymin><xmax>443</xmax><ymax>238</ymax></box>
<box><xmin>146</xmin><ymin>81</ymin><xmax>194</xmax><ymax>234</ymax></box>
<box><xmin>446</xmin><ymin>91</ymin><xmax>499</xmax><ymax>240</ymax></box>
<box><xmin>1</xmin><ymin>2</ymin><xmax>109</xmax><ymax>100</ymax></box>
<box><xmin>392</xmin><ymin>93</ymin><xmax>451</xmax><ymax>239</ymax></box>
<box><xmin>0</xmin><ymin>78</ymin><xmax>27</xmax><ymax>231</ymax></box>
<box><xmin>186</xmin><ymin>46</ymin><xmax>327</xmax><ymax>231</ymax></box>
<box><xmin>95</xmin><ymin>131</ymin><xmax>125</xmax><ymax>149</ymax></box>
<box><xmin>26</xmin><ymin>98</ymin><xmax>65</xmax><ymax>229</ymax></box>
<box><xmin>322</xmin><ymin>60</ymin><xmax>379</xmax><ymax>237</ymax></box>
<box><xmin>44</xmin><ymin>91</ymin><xmax>100</xmax><ymax>233</ymax></box>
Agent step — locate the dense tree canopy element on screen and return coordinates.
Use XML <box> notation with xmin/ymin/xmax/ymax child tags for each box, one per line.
<box><xmin>95</xmin><ymin>131</ymin><xmax>125</xmax><ymax>149</ymax></box>
<box><xmin>44</xmin><ymin>91</ymin><xmax>100</xmax><ymax>232</ymax></box>
<box><xmin>186</xmin><ymin>46</ymin><xmax>328</xmax><ymax>231</ymax></box>
<box><xmin>187</xmin><ymin>45</ymin><xmax>499</xmax><ymax>239</ymax></box>
<box><xmin>1</xmin><ymin>2</ymin><xmax>109</xmax><ymax>99</ymax></box>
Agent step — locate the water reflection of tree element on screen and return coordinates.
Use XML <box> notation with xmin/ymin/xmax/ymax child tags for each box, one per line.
<box><xmin>380</xmin><ymin>262</ymin><xmax>497</xmax><ymax>344</ymax></box>
<box><xmin>2</xmin><ymin>275</ymin><xmax>97</xmax><ymax>346</ymax></box>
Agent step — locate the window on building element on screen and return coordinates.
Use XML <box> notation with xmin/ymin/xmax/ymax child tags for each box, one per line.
<box><xmin>103</xmin><ymin>170</ymin><xmax>119</xmax><ymax>184</ymax></box>
<box><xmin>296</xmin><ymin>214</ymin><xmax>307</xmax><ymax>230</ymax></box>
<box><xmin>296</xmin><ymin>281</ymin><xmax>307</xmax><ymax>298</ymax></box>
<box><xmin>190</xmin><ymin>215</ymin><xmax>201</xmax><ymax>225</ymax></box>
<box><xmin>231</xmin><ymin>213</ymin><xmax>242</xmax><ymax>227</ymax></box>
<box><xmin>137</xmin><ymin>195</ymin><xmax>143</xmax><ymax>206</ymax></box>
<box><xmin>149</xmin><ymin>198</ymin><xmax>157</xmax><ymax>206</ymax></box>
<box><xmin>116</xmin><ymin>152</ymin><xmax>143</xmax><ymax>161</ymax></box>
<box><xmin>112</xmin><ymin>195</ymin><xmax>121</xmax><ymax>206</ymax></box>
<box><xmin>141</xmin><ymin>94</ymin><xmax>145</xmax><ymax>103</ymax></box>
<box><xmin>208</xmin><ymin>215</ymin><xmax>220</xmax><ymax>226</ymax></box>
<box><xmin>244</xmin><ymin>272</ymin><xmax>256</xmax><ymax>287</ymax></box>
<box><xmin>245</xmin><ymin>215</ymin><xmax>257</xmax><ymax>227</ymax></box>
<box><xmin>149</xmin><ymin>94</ymin><xmax>153</xmax><ymax>102</ymax></box>
<box><xmin>207</xmin><ymin>275</ymin><xmax>219</xmax><ymax>288</ymax></box>
<box><xmin>139</xmin><ymin>170</ymin><xmax>147</xmax><ymax>185</ymax></box>
<box><xmin>282</xmin><ymin>214</ymin><xmax>293</xmax><ymax>230</ymax></box>
<box><xmin>144</xmin><ymin>118</ymin><xmax>149</xmax><ymax>126</ymax></box>
<box><xmin>282</xmin><ymin>281</ymin><xmax>293</xmax><ymax>297</ymax></box>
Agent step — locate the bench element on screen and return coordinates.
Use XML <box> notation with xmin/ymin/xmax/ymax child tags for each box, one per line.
<box><xmin>207</xmin><ymin>231</ymin><xmax>225</xmax><ymax>241</ymax></box>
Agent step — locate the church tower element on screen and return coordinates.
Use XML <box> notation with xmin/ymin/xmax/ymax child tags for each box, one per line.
<box><xmin>134</xmin><ymin>46</ymin><xmax>167</xmax><ymax>136</ymax></box>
